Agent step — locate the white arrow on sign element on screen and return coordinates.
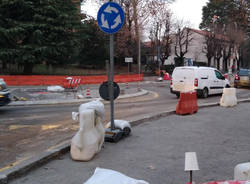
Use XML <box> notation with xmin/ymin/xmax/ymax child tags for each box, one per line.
<box><xmin>111</xmin><ymin>15</ymin><xmax>121</xmax><ymax>29</ymax></box>
<box><xmin>104</xmin><ymin>5</ymin><xmax>119</xmax><ymax>14</ymax></box>
<box><xmin>101</xmin><ymin>14</ymin><xmax>109</xmax><ymax>28</ymax></box>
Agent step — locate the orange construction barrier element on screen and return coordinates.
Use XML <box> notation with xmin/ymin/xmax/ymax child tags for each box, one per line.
<box><xmin>0</xmin><ymin>74</ymin><xmax>144</xmax><ymax>86</ymax></box>
<box><xmin>176</xmin><ymin>91</ymin><xmax>198</xmax><ymax>115</ymax></box>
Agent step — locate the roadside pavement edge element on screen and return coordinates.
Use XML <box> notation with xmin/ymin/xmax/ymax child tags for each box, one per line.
<box><xmin>8</xmin><ymin>89</ymin><xmax>148</xmax><ymax>106</ymax></box>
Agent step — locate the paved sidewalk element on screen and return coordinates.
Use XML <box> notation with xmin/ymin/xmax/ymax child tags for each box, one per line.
<box><xmin>6</xmin><ymin>102</ymin><xmax>250</xmax><ymax>184</ymax></box>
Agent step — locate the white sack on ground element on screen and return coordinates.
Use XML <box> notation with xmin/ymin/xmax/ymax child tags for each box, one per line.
<box><xmin>72</xmin><ymin>112</ymin><xmax>79</xmax><ymax>122</ymax></box>
<box><xmin>84</xmin><ymin>167</ymin><xmax>149</xmax><ymax>184</ymax></box>
<box><xmin>47</xmin><ymin>85</ymin><xmax>65</xmax><ymax>92</ymax></box>
<box><xmin>106</xmin><ymin>120</ymin><xmax>131</xmax><ymax>130</ymax></box>
<box><xmin>70</xmin><ymin>100</ymin><xmax>105</xmax><ymax>161</ymax></box>
<box><xmin>220</xmin><ymin>88</ymin><xmax>237</xmax><ymax>107</ymax></box>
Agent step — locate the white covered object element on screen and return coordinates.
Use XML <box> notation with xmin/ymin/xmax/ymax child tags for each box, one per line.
<box><xmin>84</xmin><ymin>167</ymin><xmax>149</xmax><ymax>184</ymax></box>
<box><xmin>157</xmin><ymin>77</ymin><xmax>163</xmax><ymax>81</ymax></box>
<box><xmin>77</xmin><ymin>94</ymin><xmax>84</xmax><ymax>99</ymax></box>
<box><xmin>106</xmin><ymin>120</ymin><xmax>131</xmax><ymax>130</ymax></box>
<box><xmin>47</xmin><ymin>85</ymin><xmax>64</xmax><ymax>92</ymax></box>
<box><xmin>70</xmin><ymin>101</ymin><xmax>105</xmax><ymax>161</ymax></box>
<box><xmin>79</xmin><ymin>100</ymin><xmax>105</xmax><ymax>118</ymax></box>
<box><xmin>234</xmin><ymin>162</ymin><xmax>250</xmax><ymax>180</ymax></box>
<box><xmin>220</xmin><ymin>88</ymin><xmax>237</xmax><ymax>107</ymax></box>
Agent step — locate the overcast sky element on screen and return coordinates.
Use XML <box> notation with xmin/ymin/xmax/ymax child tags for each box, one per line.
<box><xmin>170</xmin><ymin>0</ymin><xmax>208</xmax><ymax>29</ymax></box>
<box><xmin>81</xmin><ymin>0</ymin><xmax>208</xmax><ymax>29</ymax></box>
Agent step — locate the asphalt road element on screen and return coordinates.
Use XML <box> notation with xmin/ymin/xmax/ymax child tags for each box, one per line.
<box><xmin>8</xmin><ymin>102</ymin><xmax>250</xmax><ymax>184</ymax></box>
<box><xmin>0</xmin><ymin>81</ymin><xmax>250</xmax><ymax>171</ymax></box>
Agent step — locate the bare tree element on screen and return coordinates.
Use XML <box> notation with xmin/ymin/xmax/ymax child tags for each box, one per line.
<box><xmin>219</xmin><ymin>22</ymin><xmax>246</xmax><ymax>72</ymax></box>
<box><xmin>148</xmin><ymin>2</ymin><xmax>172</xmax><ymax>67</ymax></box>
<box><xmin>93</xmin><ymin>0</ymin><xmax>174</xmax><ymax>70</ymax></box>
<box><xmin>173</xmin><ymin>21</ymin><xmax>193</xmax><ymax>66</ymax></box>
<box><xmin>204</xmin><ymin>33</ymin><xmax>215</xmax><ymax>67</ymax></box>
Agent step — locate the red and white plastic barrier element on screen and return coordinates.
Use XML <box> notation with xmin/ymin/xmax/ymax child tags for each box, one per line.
<box><xmin>176</xmin><ymin>91</ymin><xmax>198</xmax><ymax>115</ymax></box>
<box><xmin>201</xmin><ymin>180</ymin><xmax>250</xmax><ymax>184</ymax></box>
<box><xmin>163</xmin><ymin>73</ymin><xmax>172</xmax><ymax>80</ymax></box>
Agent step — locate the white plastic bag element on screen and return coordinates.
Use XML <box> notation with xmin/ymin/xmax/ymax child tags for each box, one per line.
<box><xmin>106</xmin><ymin>120</ymin><xmax>131</xmax><ymax>130</ymax></box>
<box><xmin>84</xmin><ymin>168</ymin><xmax>149</xmax><ymax>184</ymax></box>
<box><xmin>47</xmin><ymin>85</ymin><xmax>65</xmax><ymax>92</ymax></box>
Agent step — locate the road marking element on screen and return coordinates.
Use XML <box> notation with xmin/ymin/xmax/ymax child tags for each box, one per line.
<box><xmin>153</xmin><ymin>91</ymin><xmax>159</xmax><ymax>98</ymax></box>
<box><xmin>0</xmin><ymin>156</ymin><xmax>30</xmax><ymax>172</ymax></box>
<box><xmin>41</xmin><ymin>124</ymin><xmax>61</xmax><ymax>131</ymax></box>
<box><xmin>9</xmin><ymin>124</ymin><xmax>62</xmax><ymax>131</ymax></box>
<box><xmin>9</xmin><ymin>125</ymin><xmax>32</xmax><ymax>130</ymax></box>
<box><xmin>46</xmin><ymin>140</ymin><xmax>70</xmax><ymax>152</ymax></box>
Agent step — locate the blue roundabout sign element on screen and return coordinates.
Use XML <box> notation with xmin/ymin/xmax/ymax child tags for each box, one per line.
<box><xmin>97</xmin><ymin>2</ymin><xmax>125</xmax><ymax>34</ymax></box>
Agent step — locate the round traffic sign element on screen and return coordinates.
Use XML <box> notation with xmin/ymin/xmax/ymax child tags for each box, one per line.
<box><xmin>99</xmin><ymin>81</ymin><xmax>120</xmax><ymax>101</ymax></box>
<box><xmin>97</xmin><ymin>2</ymin><xmax>125</xmax><ymax>34</ymax></box>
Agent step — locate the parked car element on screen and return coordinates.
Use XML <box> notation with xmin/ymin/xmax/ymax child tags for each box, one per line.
<box><xmin>0</xmin><ymin>78</ymin><xmax>11</xmax><ymax>106</ymax></box>
<box><xmin>170</xmin><ymin>66</ymin><xmax>230</xmax><ymax>98</ymax></box>
<box><xmin>234</xmin><ymin>69</ymin><xmax>250</xmax><ymax>88</ymax></box>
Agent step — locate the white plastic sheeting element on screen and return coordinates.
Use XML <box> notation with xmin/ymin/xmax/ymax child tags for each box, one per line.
<box><xmin>79</xmin><ymin>100</ymin><xmax>105</xmax><ymax>118</ymax></box>
<box><xmin>234</xmin><ymin>162</ymin><xmax>250</xmax><ymax>180</ymax></box>
<box><xmin>71</xmin><ymin>100</ymin><xmax>105</xmax><ymax>161</ymax></box>
<box><xmin>84</xmin><ymin>168</ymin><xmax>149</xmax><ymax>184</ymax></box>
<box><xmin>106</xmin><ymin>120</ymin><xmax>131</xmax><ymax>130</ymax></box>
<box><xmin>47</xmin><ymin>85</ymin><xmax>65</xmax><ymax>92</ymax></box>
<box><xmin>220</xmin><ymin>88</ymin><xmax>237</xmax><ymax>107</ymax></box>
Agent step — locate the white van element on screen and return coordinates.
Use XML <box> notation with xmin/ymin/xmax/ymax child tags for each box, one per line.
<box><xmin>170</xmin><ymin>66</ymin><xmax>230</xmax><ymax>98</ymax></box>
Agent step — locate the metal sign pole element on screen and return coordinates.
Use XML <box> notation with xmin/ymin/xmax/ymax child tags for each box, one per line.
<box><xmin>128</xmin><ymin>62</ymin><xmax>129</xmax><ymax>77</ymax></box>
<box><xmin>109</xmin><ymin>34</ymin><xmax>115</xmax><ymax>130</ymax></box>
<box><xmin>97</xmin><ymin>0</ymin><xmax>126</xmax><ymax>142</ymax></box>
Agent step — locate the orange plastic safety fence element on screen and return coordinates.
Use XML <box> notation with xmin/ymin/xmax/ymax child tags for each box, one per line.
<box><xmin>0</xmin><ymin>74</ymin><xmax>144</xmax><ymax>86</ymax></box>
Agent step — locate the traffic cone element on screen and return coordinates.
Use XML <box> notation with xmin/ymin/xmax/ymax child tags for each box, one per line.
<box><xmin>163</xmin><ymin>73</ymin><xmax>172</xmax><ymax>80</ymax></box>
<box><xmin>137</xmin><ymin>82</ymin><xmax>141</xmax><ymax>91</ymax></box>
<box><xmin>126</xmin><ymin>82</ymin><xmax>129</xmax><ymax>89</ymax></box>
<box><xmin>86</xmin><ymin>88</ymin><xmax>91</xmax><ymax>98</ymax></box>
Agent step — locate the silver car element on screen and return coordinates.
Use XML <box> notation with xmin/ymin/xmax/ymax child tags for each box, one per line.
<box><xmin>0</xmin><ymin>78</ymin><xmax>11</xmax><ymax>106</ymax></box>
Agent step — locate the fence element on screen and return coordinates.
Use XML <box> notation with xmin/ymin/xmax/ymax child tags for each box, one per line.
<box><xmin>0</xmin><ymin>74</ymin><xmax>144</xmax><ymax>86</ymax></box>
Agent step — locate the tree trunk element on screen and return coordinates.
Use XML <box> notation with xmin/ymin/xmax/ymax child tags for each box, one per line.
<box><xmin>217</xmin><ymin>58</ymin><xmax>220</xmax><ymax>70</ymax></box>
<box><xmin>23</xmin><ymin>62</ymin><xmax>34</xmax><ymax>74</ymax></box>
<box><xmin>132</xmin><ymin>0</ymin><xmax>140</xmax><ymax>73</ymax></box>
<box><xmin>223</xmin><ymin>59</ymin><xmax>228</xmax><ymax>73</ymax></box>
<box><xmin>207</xmin><ymin>57</ymin><xmax>211</xmax><ymax>67</ymax></box>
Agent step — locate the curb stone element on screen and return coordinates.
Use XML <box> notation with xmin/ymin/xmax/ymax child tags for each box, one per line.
<box><xmin>1</xmin><ymin>98</ymin><xmax>250</xmax><ymax>183</ymax></box>
<box><xmin>8</xmin><ymin>89</ymin><xmax>148</xmax><ymax>106</ymax></box>
<box><xmin>0</xmin><ymin>141</ymin><xmax>70</xmax><ymax>184</ymax></box>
